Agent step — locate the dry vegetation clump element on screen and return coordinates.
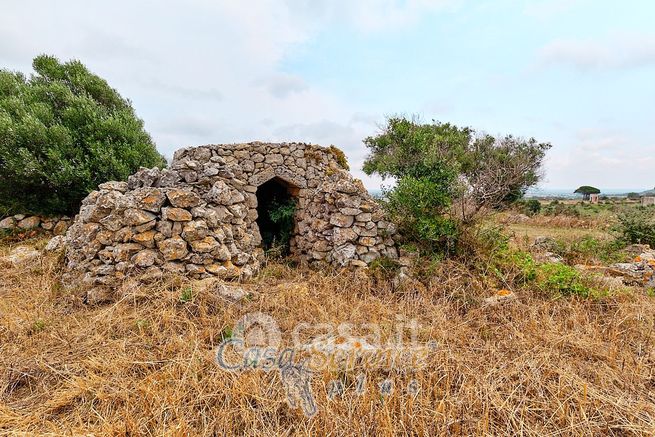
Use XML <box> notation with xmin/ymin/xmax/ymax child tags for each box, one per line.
<box><xmin>1</xmin><ymin>238</ymin><xmax>655</xmax><ymax>436</ymax></box>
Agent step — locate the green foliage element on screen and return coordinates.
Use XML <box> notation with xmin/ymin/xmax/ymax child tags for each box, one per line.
<box><xmin>0</xmin><ymin>55</ymin><xmax>166</xmax><ymax>216</ymax></box>
<box><xmin>363</xmin><ymin>117</ymin><xmax>550</xmax><ymax>254</ymax></box>
<box><xmin>383</xmin><ymin>175</ymin><xmax>459</xmax><ymax>254</ymax></box>
<box><xmin>328</xmin><ymin>145</ymin><xmax>350</xmax><ymax>170</ymax></box>
<box><xmin>542</xmin><ymin>202</ymin><xmax>581</xmax><ymax>217</ymax></box>
<box><xmin>363</xmin><ymin>117</ymin><xmax>470</xmax><ymax>180</ymax></box>
<box><xmin>519</xmin><ymin>198</ymin><xmax>542</xmax><ymax>216</ymax></box>
<box><xmin>179</xmin><ymin>286</ymin><xmax>194</xmax><ymax>303</ymax></box>
<box><xmin>30</xmin><ymin>319</ymin><xmax>46</xmax><ymax>334</ymax></box>
<box><xmin>574</xmin><ymin>186</ymin><xmax>601</xmax><ymax>195</ymax></box>
<box><xmin>220</xmin><ymin>326</ymin><xmax>234</xmax><ymax>341</ymax></box>
<box><xmin>574</xmin><ymin>186</ymin><xmax>600</xmax><ymax>201</ymax></box>
<box><xmin>487</xmin><ymin>245</ymin><xmax>538</xmax><ymax>287</ymax></box>
<box><xmin>547</xmin><ymin>235</ymin><xmax>627</xmax><ymax>265</ymax></box>
<box><xmin>536</xmin><ymin>263</ymin><xmax>590</xmax><ymax>297</ymax></box>
<box><xmin>614</xmin><ymin>207</ymin><xmax>655</xmax><ymax>247</ymax></box>
<box><xmin>460</xmin><ymin>225</ymin><xmax>536</xmax><ymax>287</ymax></box>
<box><xmin>265</xmin><ymin>198</ymin><xmax>297</xmax><ymax>258</ymax></box>
<box><xmin>627</xmin><ymin>192</ymin><xmax>640</xmax><ymax>200</ymax></box>
<box><xmin>457</xmin><ymin>225</ymin><xmax>600</xmax><ymax>299</ymax></box>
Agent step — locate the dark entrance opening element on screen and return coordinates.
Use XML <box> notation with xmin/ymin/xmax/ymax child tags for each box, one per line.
<box><xmin>256</xmin><ymin>177</ymin><xmax>297</xmax><ymax>256</ymax></box>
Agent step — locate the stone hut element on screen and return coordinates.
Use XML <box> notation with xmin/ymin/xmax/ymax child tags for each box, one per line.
<box><xmin>642</xmin><ymin>196</ymin><xmax>655</xmax><ymax>206</ymax></box>
<box><xmin>63</xmin><ymin>142</ymin><xmax>398</xmax><ymax>287</ymax></box>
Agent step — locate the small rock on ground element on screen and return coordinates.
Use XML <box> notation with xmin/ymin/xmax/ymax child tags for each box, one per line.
<box><xmin>1</xmin><ymin>246</ymin><xmax>41</xmax><ymax>267</ymax></box>
<box><xmin>45</xmin><ymin>235</ymin><xmax>66</xmax><ymax>252</ymax></box>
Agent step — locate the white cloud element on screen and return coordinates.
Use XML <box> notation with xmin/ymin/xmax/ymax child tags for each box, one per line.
<box><xmin>541</xmin><ymin>127</ymin><xmax>655</xmax><ymax>189</ymax></box>
<box><xmin>0</xmin><ymin>0</ymin><xmax>454</xmax><ymax>189</ymax></box>
<box><xmin>258</xmin><ymin>74</ymin><xmax>309</xmax><ymax>99</ymax></box>
<box><xmin>536</xmin><ymin>33</ymin><xmax>655</xmax><ymax>71</ymax></box>
<box><xmin>286</xmin><ymin>0</ymin><xmax>457</xmax><ymax>33</ymax></box>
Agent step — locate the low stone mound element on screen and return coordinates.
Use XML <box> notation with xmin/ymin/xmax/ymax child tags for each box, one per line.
<box><xmin>63</xmin><ymin>142</ymin><xmax>398</xmax><ymax>287</ymax></box>
<box><xmin>0</xmin><ymin>214</ymin><xmax>70</xmax><ymax>234</ymax></box>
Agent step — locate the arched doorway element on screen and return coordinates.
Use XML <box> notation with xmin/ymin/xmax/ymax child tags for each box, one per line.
<box><xmin>256</xmin><ymin>177</ymin><xmax>298</xmax><ymax>256</ymax></box>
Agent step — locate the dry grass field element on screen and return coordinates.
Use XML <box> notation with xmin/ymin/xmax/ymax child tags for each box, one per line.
<box><xmin>1</xmin><ymin>230</ymin><xmax>655</xmax><ymax>436</ymax></box>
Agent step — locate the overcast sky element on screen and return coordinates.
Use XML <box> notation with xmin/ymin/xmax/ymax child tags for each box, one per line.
<box><xmin>2</xmin><ymin>0</ymin><xmax>654</xmax><ymax>190</ymax></box>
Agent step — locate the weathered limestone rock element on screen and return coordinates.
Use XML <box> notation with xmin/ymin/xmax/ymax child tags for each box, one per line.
<box><xmin>132</xmin><ymin>230</ymin><xmax>157</xmax><ymax>248</ymax></box>
<box><xmin>113</xmin><ymin>243</ymin><xmax>143</xmax><ymax>262</ymax></box>
<box><xmin>167</xmin><ymin>189</ymin><xmax>201</xmax><ymax>208</ymax></box>
<box><xmin>18</xmin><ymin>216</ymin><xmax>41</xmax><ymax>229</ymax></box>
<box><xmin>158</xmin><ymin>236</ymin><xmax>188</xmax><ymax>261</ymax></box>
<box><xmin>575</xmin><ymin>246</ymin><xmax>655</xmax><ymax>288</ymax></box>
<box><xmin>134</xmin><ymin>187</ymin><xmax>167</xmax><ymax>212</ymax></box>
<box><xmin>99</xmin><ymin>181</ymin><xmax>128</xmax><ymax>192</ymax></box>
<box><xmin>63</xmin><ymin>142</ymin><xmax>399</xmax><ymax>286</ymax></box>
<box><xmin>181</xmin><ymin>220</ymin><xmax>209</xmax><ymax>241</ymax></box>
<box><xmin>45</xmin><ymin>235</ymin><xmax>66</xmax><ymax>252</ymax></box>
<box><xmin>1</xmin><ymin>246</ymin><xmax>41</xmax><ymax>267</ymax></box>
<box><xmin>194</xmin><ymin>277</ymin><xmax>249</xmax><ymax>301</ymax></box>
<box><xmin>53</xmin><ymin>220</ymin><xmax>70</xmax><ymax>235</ymax></box>
<box><xmin>162</xmin><ymin>207</ymin><xmax>193</xmax><ymax>222</ymax></box>
<box><xmin>0</xmin><ymin>217</ymin><xmax>15</xmax><ymax>229</ymax></box>
<box><xmin>132</xmin><ymin>249</ymin><xmax>159</xmax><ymax>267</ymax></box>
<box><xmin>190</xmin><ymin>236</ymin><xmax>220</xmax><ymax>253</ymax></box>
<box><xmin>124</xmin><ymin>209</ymin><xmax>156</xmax><ymax>226</ymax></box>
<box><xmin>330</xmin><ymin>213</ymin><xmax>354</xmax><ymax>228</ymax></box>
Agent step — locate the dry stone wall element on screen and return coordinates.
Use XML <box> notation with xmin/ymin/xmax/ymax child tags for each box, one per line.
<box><xmin>63</xmin><ymin>142</ymin><xmax>398</xmax><ymax>287</ymax></box>
<box><xmin>0</xmin><ymin>214</ymin><xmax>71</xmax><ymax>235</ymax></box>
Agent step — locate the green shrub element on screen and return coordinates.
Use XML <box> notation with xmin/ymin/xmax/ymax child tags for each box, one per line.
<box><xmin>264</xmin><ymin>198</ymin><xmax>297</xmax><ymax>258</ymax></box>
<box><xmin>537</xmin><ymin>263</ymin><xmax>589</xmax><ymax>297</ymax></box>
<box><xmin>363</xmin><ymin>117</ymin><xmax>550</xmax><ymax>255</ymax></box>
<box><xmin>488</xmin><ymin>248</ymin><xmax>537</xmax><ymax>287</ymax></box>
<box><xmin>614</xmin><ymin>208</ymin><xmax>655</xmax><ymax>248</ymax></box>
<box><xmin>0</xmin><ymin>55</ymin><xmax>166</xmax><ymax>216</ymax></box>
<box><xmin>510</xmin><ymin>251</ymin><xmax>538</xmax><ymax>284</ymax></box>
<box><xmin>382</xmin><ymin>175</ymin><xmax>459</xmax><ymax>254</ymax></box>
<box><xmin>522</xmin><ymin>199</ymin><xmax>542</xmax><ymax>216</ymax></box>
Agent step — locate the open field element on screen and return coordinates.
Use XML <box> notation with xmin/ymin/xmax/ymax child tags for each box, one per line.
<box><xmin>506</xmin><ymin>223</ymin><xmax>610</xmax><ymax>242</ymax></box>
<box><xmin>1</xmin><ymin>231</ymin><xmax>655</xmax><ymax>436</ymax></box>
<box><xmin>502</xmin><ymin>201</ymin><xmax>654</xmax><ymax>245</ymax></box>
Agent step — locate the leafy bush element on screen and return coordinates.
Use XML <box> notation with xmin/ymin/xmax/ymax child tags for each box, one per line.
<box><xmin>264</xmin><ymin>198</ymin><xmax>297</xmax><ymax>258</ymax></box>
<box><xmin>363</xmin><ymin>117</ymin><xmax>550</xmax><ymax>254</ymax></box>
<box><xmin>614</xmin><ymin>207</ymin><xmax>655</xmax><ymax>248</ymax></box>
<box><xmin>490</xmin><ymin>249</ymin><xmax>538</xmax><ymax>287</ymax></box>
<box><xmin>0</xmin><ymin>55</ymin><xmax>166</xmax><ymax>216</ymax></box>
<box><xmin>520</xmin><ymin>199</ymin><xmax>541</xmax><ymax>216</ymax></box>
<box><xmin>537</xmin><ymin>263</ymin><xmax>589</xmax><ymax>297</ymax></box>
<box><xmin>383</xmin><ymin>175</ymin><xmax>459</xmax><ymax>254</ymax></box>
